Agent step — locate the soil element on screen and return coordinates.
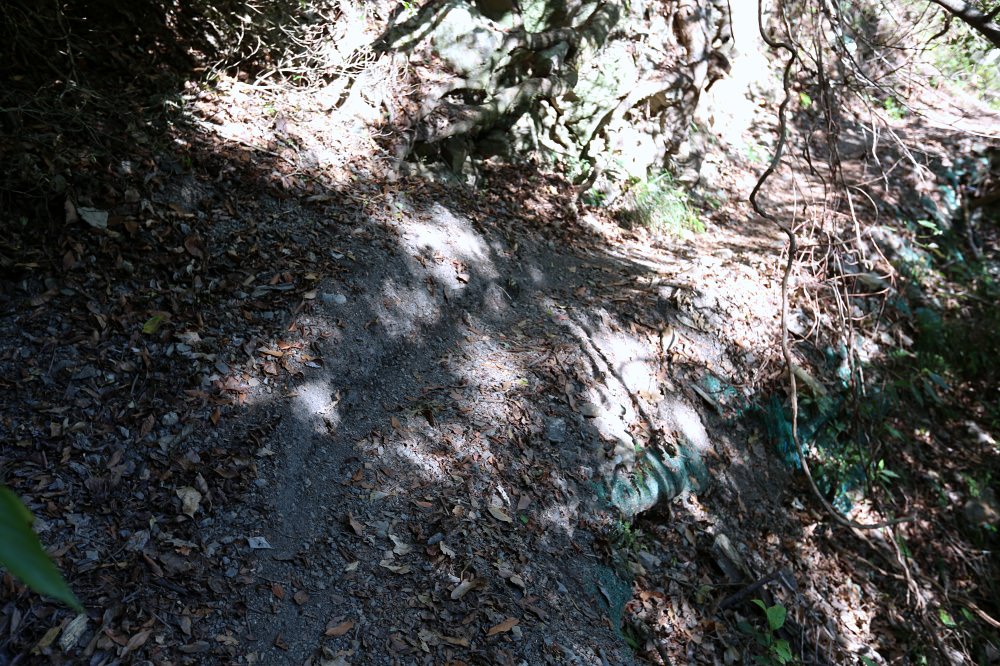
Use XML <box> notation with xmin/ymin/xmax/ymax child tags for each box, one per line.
<box><xmin>1</xmin><ymin>30</ymin><xmax>999</xmax><ymax>666</ymax></box>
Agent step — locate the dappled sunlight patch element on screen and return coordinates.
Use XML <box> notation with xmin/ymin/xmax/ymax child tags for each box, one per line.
<box><xmin>392</xmin><ymin>200</ymin><xmax>499</xmax><ymax>287</ymax></box>
<box><xmin>289</xmin><ymin>379</ymin><xmax>340</xmax><ymax>434</ymax></box>
<box><xmin>387</xmin><ymin>436</ymin><xmax>449</xmax><ymax>483</ymax></box>
<box><xmin>370</xmin><ymin>277</ymin><xmax>441</xmax><ymax>339</ymax></box>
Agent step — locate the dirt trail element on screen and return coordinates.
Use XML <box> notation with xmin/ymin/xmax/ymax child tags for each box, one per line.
<box><xmin>181</xmin><ymin>166</ymin><xmax>788</xmax><ymax>664</ymax></box>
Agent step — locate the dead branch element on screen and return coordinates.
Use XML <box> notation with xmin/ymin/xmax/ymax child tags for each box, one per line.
<box><xmin>750</xmin><ymin>0</ymin><xmax>914</xmax><ymax>533</ymax></box>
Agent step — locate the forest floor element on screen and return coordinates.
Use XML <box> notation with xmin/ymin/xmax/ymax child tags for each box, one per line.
<box><xmin>2</xmin><ymin>44</ymin><xmax>1000</xmax><ymax>666</ymax></box>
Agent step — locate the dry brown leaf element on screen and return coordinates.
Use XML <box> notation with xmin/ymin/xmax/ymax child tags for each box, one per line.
<box><xmin>183</xmin><ymin>235</ymin><xmax>205</xmax><ymax>259</ymax></box>
<box><xmin>347</xmin><ymin>514</ymin><xmax>364</xmax><ymax>536</ymax></box>
<box><xmin>176</xmin><ymin>486</ymin><xmax>202</xmax><ymax>517</ymax></box>
<box><xmin>325</xmin><ymin>619</ymin><xmax>354</xmax><ymax>637</ymax></box>
<box><xmin>121</xmin><ymin>629</ymin><xmax>152</xmax><ymax>656</ymax></box>
<box><xmin>486</xmin><ymin>618</ymin><xmax>518</xmax><ymax>636</ymax></box>
<box><xmin>488</xmin><ymin>506</ymin><xmax>513</xmax><ymax>523</ymax></box>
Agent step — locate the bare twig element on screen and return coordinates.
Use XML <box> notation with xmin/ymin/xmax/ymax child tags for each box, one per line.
<box><xmin>751</xmin><ymin>0</ymin><xmax>914</xmax><ymax>532</ymax></box>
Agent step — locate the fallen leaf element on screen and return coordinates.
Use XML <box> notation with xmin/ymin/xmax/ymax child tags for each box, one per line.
<box><xmin>179</xmin><ymin>641</ymin><xmax>210</xmax><ymax>654</ymax></box>
<box><xmin>325</xmin><ymin>619</ymin><xmax>354</xmax><ymax>637</ymax></box>
<box><xmin>143</xmin><ymin>315</ymin><xmax>166</xmax><ymax>335</ymax></box>
<box><xmin>486</xmin><ymin>618</ymin><xmax>518</xmax><ymax>636</ymax></box>
<box><xmin>379</xmin><ymin>559</ymin><xmax>411</xmax><ymax>574</ymax></box>
<box><xmin>390</xmin><ymin>416</ymin><xmax>402</xmax><ymax>430</ymax></box>
<box><xmin>488</xmin><ymin>506</ymin><xmax>513</xmax><ymax>523</ymax></box>
<box><xmin>439</xmin><ymin>542</ymin><xmax>456</xmax><ymax>558</ymax></box>
<box><xmin>183</xmin><ymin>235</ymin><xmax>205</xmax><ymax>259</ymax></box>
<box><xmin>78</xmin><ymin>207</ymin><xmax>108</xmax><ymax>229</ymax></box>
<box><xmin>451</xmin><ymin>579</ymin><xmax>477</xmax><ymax>600</ymax></box>
<box><xmin>442</xmin><ymin>635</ymin><xmax>470</xmax><ymax>647</ymax></box>
<box><xmin>247</xmin><ymin>536</ymin><xmax>273</xmax><ymax>550</ymax></box>
<box><xmin>389</xmin><ymin>534</ymin><xmax>412</xmax><ymax>556</ymax></box>
<box><xmin>347</xmin><ymin>514</ymin><xmax>364</xmax><ymax>536</ymax></box>
<box><xmin>64</xmin><ymin>199</ymin><xmax>78</xmax><ymax>224</ymax></box>
<box><xmin>344</xmin><ymin>561</ymin><xmax>359</xmax><ymax>572</ymax></box>
<box><xmin>176</xmin><ymin>486</ymin><xmax>202</xmax><ymax>517</ymax></box>
<box><xmin>176</xmin><ymin>331</ymin><xmax>202</xmax><ymax>345</ymax></box>
<box><xmin>121</xmin><ymin>629</ymin><xmax>152</xmax><ymax>656</ymax></box>
<box><xmin>33</xmin><ymin>626</ymin><xmax>61</xmax><ymax>653</ymax></box>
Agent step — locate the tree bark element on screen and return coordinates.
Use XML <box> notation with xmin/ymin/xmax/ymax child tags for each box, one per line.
<box><xmin>927</xmin><ymin>0</ymin><xmax>1000</xmax><ymax>49</ymax></box>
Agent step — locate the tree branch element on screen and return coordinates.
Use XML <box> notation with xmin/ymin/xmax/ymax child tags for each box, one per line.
<box><xmin>927</xmin><ymin>0</ymin><xmax>1000</xmax><ymax>49</ymax></box>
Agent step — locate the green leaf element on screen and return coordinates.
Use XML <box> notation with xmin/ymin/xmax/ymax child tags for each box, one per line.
<box><xmin>938</xmin><ymin>609</ymin><xmax>957</xmax><ymax>627</ymax></box>
<box><xmin>798</xmin><ymin>92</ymin><xmax>813</xmax><ymax>108</ymax></box>
<box><xmin>0</xmin><ymin>487</ymin><xmax>82</xmax><ymax>611</ymax></box>
<box><xmin>861</xmin><ymin>656</ymin><xmax>878</xmax><ymax>666</ymax></box>
<box><xmin>142</xmin><ymin>315</ymin><xmax>165</xmax><ymax>334</ymax></box>
<box><xmin>766</xmin><ymin>603</ymin><xmax>787</xmax><ymax>631</ymax></box>
<box><xmin>773</xmin><ymin>639</ymin><xmax>793</xmax><ymax>663</ymax></box>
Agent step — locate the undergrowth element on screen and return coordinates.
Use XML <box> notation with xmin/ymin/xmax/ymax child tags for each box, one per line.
<box><xmin>618</xmin><ymin>170</ymin><xmax>704</xmax><ymax>235</ymax></box>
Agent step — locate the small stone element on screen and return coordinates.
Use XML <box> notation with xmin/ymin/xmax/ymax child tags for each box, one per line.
<box><xmin>247</xmin><ymin>536</ymin><xmax>273</xmax><ymax>550</ymax></box>
<box><xmin>637</xmin><ymin>550</ymin><xmax>661</xmax><ymax>570</ymax></box>
<box><xmin>162</xmin><ymin>412</ymin><xmax>179</xmax><ymax>427</ymax></box>
<box><xmin>321</xmin><ymin>292</ymin><xmax>348</xmax><ymax>305</ymax></box>
<box><xmin>545</xmin><ymin>417</ymin><xmax>567</xmax><ymax>443</ymax></box>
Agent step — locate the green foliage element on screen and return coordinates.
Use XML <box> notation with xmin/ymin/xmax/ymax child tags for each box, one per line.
<box><xmin>882</xmin><ymin>96</ymin><xmax>907</xmax><ymax>120</ymax></box>
<box><xmin>737</xmin><ymin>600</ymin><xmax>795</xmax><ymax>665</ymax></box>
<box><xmin>619</xmin><ymin>171</ymin><xmax>704</xmax><ymax>235</ymax></box>
<box><xmin>0</xmin><ymin>486</ymin><xmax>82</xmax><ymax>611</ymax></box>
<box><xmin>611</xmin><ymin>519</ymin><xmax>642</xmax><ymax>552</ymax></box>
<box><xmin>929</xmin><ymin>18</ymin><xmax>1000</xmax><ymax>110</ymax></box>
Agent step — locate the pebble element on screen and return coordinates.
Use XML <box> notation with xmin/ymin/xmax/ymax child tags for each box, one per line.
<box><xmin>321</xmin><ymin>292</ymin><xmax>348</xmax><ymax>305</ymax></box>
<box><xmin>545</xmin><ymin>417</ymin><xmax>567</xmax><ymax>443</ymax></box>
<box><xmin>162</xmin><ymin>412</ymin><xmax>179</xmax><ymax>427</ymax></box>
<box><xmin>637</xmin><ymin>550</ymin><xmax>661</xmax><ymax>570</ymax></box>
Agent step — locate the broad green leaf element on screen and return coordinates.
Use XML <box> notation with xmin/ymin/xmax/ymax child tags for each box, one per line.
<box><xmin>773</xmin><ymin>638</ymin><xmax>793</xmax><ymax>663</ymax></box>
<box><xmin>766</xmin><ymin>603</ymin><xmax>787</xmax><ymax>631</ymax></box>
<box><xmin>861</xmin><ymin>657</ymin><xmax>878</xmax><ymax>666</ymax></box>
<box><xmin>938</xmin><ymin>609</ymin><xmax>956</xmax><ymax>627</ymax></box>
<box><xmin>0</xmin><ymin>487</ymin><xmax>82</xmax><ymax>611</ymax></box>
<box><xmin>142</xmin><ymin>315</ymin><xmax>165</xmax><ymax>334</ymax></box>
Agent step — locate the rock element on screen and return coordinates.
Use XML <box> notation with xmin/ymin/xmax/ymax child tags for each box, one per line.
<box><xmin>321</xmin><ymin>292</ymin><xmax>348</xmax><ymax>305</ymax></box>
<box><xmin>162</xmin><ymin>411</ymin><xmax>179</xmax><ymax>427</ymax></box>
<box><xmin>431</xmin><ymin>5</ymin><xmax>502</xmax><ymax>82</ymax></box>
<box><xmin>545</xmin><ymin>417</ymin><xmax>567</xmax><ymax>443</ymax></box>
<box><xmin>637</xmin><ymin>550</ymin><xmax>661</xmax><ymax>570</ymax></box>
